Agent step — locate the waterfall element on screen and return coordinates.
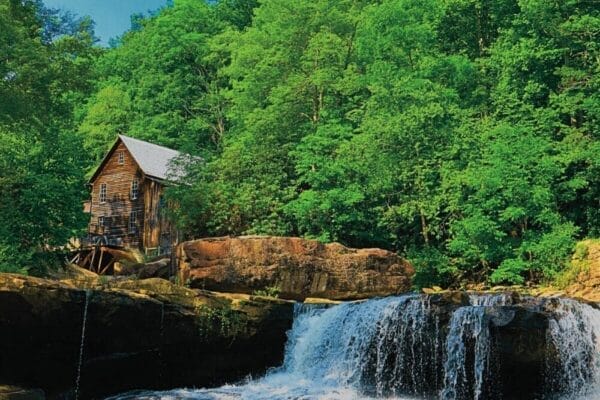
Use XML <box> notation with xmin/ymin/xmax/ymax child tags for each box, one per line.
<box><xmin>107</xmin><ymin>294</ymin><xmax>600</xmax><ymax>400</ymax></box>
<box><xmin>468</xmin><ymin>293</ymin><xmax>512</xmax><ymax>307</ymax></box>
<box><xmin>282</xmin><ymin>296</ymin><xmax>443</xmax><ymax>397</ymax></box>
<box><xmin>437</xmin><ymin>292</ymin><xmax>512</xmax><ymax>399</ymax></box>
<box><xmin>545</xmin><ymin>298</ymin><xmax>600</xmax><ymax>399</ymax></box>
<box><xmin>440</xmin><ymin>306</ymin><xmax>490</xmax><ymax>400</ymax></box>
<box><xmin>75</xmin><ymin>289</ymin><xmax>91</xmax><ymax>400</ymax></box>
<box><xmin>158</xmin><ymin>301</ymin><xmax>165</xmax><ymax>380</ymax></box>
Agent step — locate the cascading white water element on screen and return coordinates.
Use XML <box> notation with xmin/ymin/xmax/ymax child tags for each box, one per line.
<box><xmin>544</xmin><ymin>298</ymin><xmax>600</xmax><ymax>399</ymax></box>
<box><xmin>75</xmin><ymin>289</ymin><xmax>91</xmax><ymax>400</ymax></box>
<box><xmin>110</xmin><ymin>295</ymin><xmax>440</xmax><ymax>400</ymax></box>
<box><xmin>107</xmin><ymin>294</ymin><xmax>600</xmax><ymax>400</ymax></box>
<box><xmin>282</xmin><ymin>295</ymin><xmax>441</xmax><ymax>396</ymax></box>
<box><xmin>437</xmin><ymin>293</ymin><xmax>513</xmax><ymax>400</ymax></box>
<box><xmin>440</xmin><ymin>306</ymin><xmax>490</xmax><ymax>400</ymax></box>
<box><xmin>468</xmin><ymin>293</ymin><xmax>512</xmax><ymax>307</ymax></box>
<box><xmin>438</xmin><ymin>292</ymin><xmax>512</xmax><ymax>400</ymax></box>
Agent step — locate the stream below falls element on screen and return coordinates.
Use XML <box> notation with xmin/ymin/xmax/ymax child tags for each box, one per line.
<box><xmin>109</xmin><ymin>294</ymin><xmax>600</xmax><ymax>400</ymax></box>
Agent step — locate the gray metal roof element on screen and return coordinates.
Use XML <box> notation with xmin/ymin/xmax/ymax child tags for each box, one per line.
<box><xmin>119</xmin><ymin>135</ymin><xmax>185</xmax><ymax>181</ymax></box>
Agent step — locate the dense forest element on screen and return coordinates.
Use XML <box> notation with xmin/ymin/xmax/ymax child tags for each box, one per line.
<box><xmin>1</xmin><ymin>0</ymin><xmax>598</xmax><ymax>288</ymax></box>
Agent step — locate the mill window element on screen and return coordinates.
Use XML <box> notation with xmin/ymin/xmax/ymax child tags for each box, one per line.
<box><xmin>118</xmin><ymin>151</ymin><xmax>125</xmax><ymax>164</ymax></box>
<box><xmin>98</xmin><ymin>216</ymin><xmax>110</xmax><ymax>228</ymax></box>
<box><xmin>131</xmin><ymin>179</ymin><xmax>139</xmax><ymax>200</ymax></box>
<box><xmin>129</xmin><ymin>211</ymin><xmax>138</xmax><ymax>233</ymax></box>
<box><xmin>99</xmin><ymin>183</ymin><xmax>107</xmax><ymax>203</ymax></box>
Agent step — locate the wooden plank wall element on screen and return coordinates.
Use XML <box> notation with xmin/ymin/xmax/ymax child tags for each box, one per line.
<box><xmin>89</xmin><ymin>142</ymin><xmax>145</xmax><ymax>247</ymax></box>
<box><xmin>143</xmin><ymin>180</ymin><xmax>161</xmax><ymax>249</ymax></box>
<box><xmin>142</xmin><ymin>180</ymin><xmax>175</xmax><ymax>254</ymax></box>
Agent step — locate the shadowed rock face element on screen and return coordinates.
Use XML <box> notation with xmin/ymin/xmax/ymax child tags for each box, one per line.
<box><xmin>486</xmin><ymin>306</ymin><xmax>549</xmax><ymax>399</ymax></box>
<box><xmin>0</xmin><ymin>274</ymin><xmax>294</xmax><ymax>399</ymax></box>
<box><xmin>177</xmin><ymin>236</ymin><xmax>414</xmax><ymax>300</ymax></box>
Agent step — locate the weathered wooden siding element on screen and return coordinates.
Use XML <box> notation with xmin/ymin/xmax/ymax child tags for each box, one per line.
<box><xmin>142</xmin><ymin>180</ymin><xmax>160</xmax><ymax>250</ymax></box>
<box><xmin>142</xmin><ymin>180</ymin><xmax>174</xmax><ymax>253</ymax></box>
<box><xmin>89</xmin><ymin>142</ymin><xmax>145</xmax><ymax>248</ymax></box>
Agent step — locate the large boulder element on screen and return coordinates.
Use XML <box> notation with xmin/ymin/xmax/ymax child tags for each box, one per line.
<box><xmin>177</xmin><ymin>236</ymin><xmax>414</xmax><ymax>300</ymax></box>
<box><xmin>0</xmin><ymin>274</ymin><xmax>294</xmax><ymax>399</ymax></box>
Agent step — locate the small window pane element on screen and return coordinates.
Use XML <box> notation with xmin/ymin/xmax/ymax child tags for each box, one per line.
<box><xmin>118</xmin><ymin>151</ymin><xmax>125</xmax><ymax>164</ymax></box>
<box><xmin>98</xmin><ymin>216</ymin><xmax>110</xmax><ymax>229</ymax></box>
<box><xmin>131</xmin><ymin>179</ymin><xmax>139</xmax><ymax>200</ymax></box>
<box><xmin>99</xmin><ymin>183</ymin><xmax>107</xmax><ymax>203</ymax></box>
<box><xmin>129</xmin><ymin>211</ymin><xmax>137</xmax><ymax>233</ymax></box>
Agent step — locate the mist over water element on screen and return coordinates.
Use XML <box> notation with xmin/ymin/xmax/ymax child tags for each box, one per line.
<box><xmin>109</xmin><ymin>294</ymin><xmax>600</xmax><ymax>400</ymax></box>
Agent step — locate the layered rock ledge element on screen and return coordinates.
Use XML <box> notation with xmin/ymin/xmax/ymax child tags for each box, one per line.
<box><xmin>1</xmin><ymin>270</ymin><xmax>595</xmax><ymax>399</ymax></box>
<box><xmin>0</xmin><ymin>274</ymin><xmax>294</xmax><ymax>399</ymax></box>
<box><xmin>177</xmin><ymin>235</ymin><xmax>414</xmax><ymax>300</ymax></box>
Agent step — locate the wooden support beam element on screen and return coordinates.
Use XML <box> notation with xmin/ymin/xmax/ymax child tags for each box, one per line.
<box><xmin>97</xmin><ymin>248</ymin><xmax>104</xmax><ymax>273</ymax></box>
<box><xmin>70</xmin><ymin>253</ymin><xmax>80</xmax><ymax>265</ymax></box>
<box><xmin>99</xmin><ymin>259</ymin><xmax>115</xmax><ymax>275</ymax></box>
<box><xmin>80</xmin><ymin>251</ymin><xmax>93</xmax><ymax>268</ymax></box>
<box><xmin>89</xmin><ymin>248</ymin><xmax>97</xmax><ymax>271</ymax></box>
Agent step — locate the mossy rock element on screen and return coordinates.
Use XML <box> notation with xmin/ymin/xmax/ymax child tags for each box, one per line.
<box><xmin>0</xmin><ymin>386</ymin><xmax>45</xmax><ymax>400</ymax></box>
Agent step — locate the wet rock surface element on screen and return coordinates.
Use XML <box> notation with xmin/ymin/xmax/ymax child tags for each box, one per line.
<box><xmin>177</xmin><ymin>235</ymin><xmax>414</xmax><ymax>300</ymax></box>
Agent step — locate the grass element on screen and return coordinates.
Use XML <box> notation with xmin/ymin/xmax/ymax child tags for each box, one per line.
<box><xmin>554</xmin><ymin>239</ymin><xmax>598</xmax><ymax>289</ymax></box>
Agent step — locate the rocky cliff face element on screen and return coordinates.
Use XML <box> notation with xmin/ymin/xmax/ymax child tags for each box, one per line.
<box><xmin>0</xmin><ymin>274</ymin><xmax>294</xmax><ymax>399</ymax></box>
<box><xmin>1</xmin><ymin>271</ymin><xmax>597</xmax><ymax>400</ymax></box>
<box><xmin>177</xmin><ymin>236</ymin><xmax>414</xmax><ymax>300</ymax></box>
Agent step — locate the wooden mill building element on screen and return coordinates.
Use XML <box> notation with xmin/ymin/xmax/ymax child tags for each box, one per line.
<box><xmin>86</xmin><ymin>135</ymin><xmax>186</xmax><ymax>255</ymax></box>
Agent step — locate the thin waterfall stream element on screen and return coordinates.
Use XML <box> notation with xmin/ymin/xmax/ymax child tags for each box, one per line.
<box><xmin>109</xmin><ymin>294</ymin><xmax>600</xmax><ymax>400</ymax></box>
<box><xmin>75</xmin><ymin>289</ymin><xmax>91</xmax><ymax>400</ymax></box>
<box><xmin>158</xmin><ymin>301</ymin><xmax>165</xmax><ymax>380</ymax></box>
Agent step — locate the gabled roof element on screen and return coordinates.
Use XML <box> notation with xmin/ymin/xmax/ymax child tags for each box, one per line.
<box><xmin>89</xmin><ymin>135</ymin><xmax>187</xmax><ymax>184</ymax></box>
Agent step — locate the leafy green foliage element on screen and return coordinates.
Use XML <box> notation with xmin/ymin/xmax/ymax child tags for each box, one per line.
<box><xmin>127</xmin><ymin>0</ymin><xmax>600</xmax><ymax>287</ymax></box>
<box><xmin>554</xmin><ymin>239</ymin><xmax>597</xmax><ymax>289</ymax></box>
<box><xmin>3</xmin><ymin>0</ymin><xmax>599</xmax><ymax>287</ymax></box>
<box><xmin>195</xmin><ymin>303</ymin><xmax>246</xmax><ymax>340</ymax></box>
<box><xmin>252</xmin><ymin>286</ymin><xmax>281</xmax><ymax>298</ymax></box>
<box><xmin>0</xmin><ymin>0</ymin><xmax>98</xmax><ymax>273</ymax></box>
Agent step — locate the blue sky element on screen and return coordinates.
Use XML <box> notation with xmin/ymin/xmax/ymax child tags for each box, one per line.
<box><xmin>43</xmin><ymin>0</ymin><xmax>169</xmax><ymax>45</ymax></box>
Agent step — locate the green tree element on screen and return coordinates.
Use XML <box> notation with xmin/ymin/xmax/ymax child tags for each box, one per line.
<box><xmin>78</xmin><ymin>84</ymin><xmax>132</xmax><ymax>166</ymax></box>
<box><xmin>82</xmin><ymin>0</ymin><xmax>226</xmax><ymax>154</ymax></box>
<box><xmin>79</xmin><ymin>0</ymin><xmax>600</xmax><ymax>288</ymax></box>
<box><xmin>0</xmin><ymin>0</ymin><xmax>97</xmax><ymax>272</ymax></box>
<box><xmin>179</xmin><ymin>0</ymin><xmax>368</xmax><ymax>237</ymax></box>
<box><xmin>447</xmin><ymin>124</ymin><xmax>577</xmax><ymax>284</ymax></box>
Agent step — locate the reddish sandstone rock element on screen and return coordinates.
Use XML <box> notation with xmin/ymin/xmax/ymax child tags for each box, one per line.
<box><xmin>177</xmin><ymin>235</ymin><xmax>414</xmax><ymax>300</ymax></box>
